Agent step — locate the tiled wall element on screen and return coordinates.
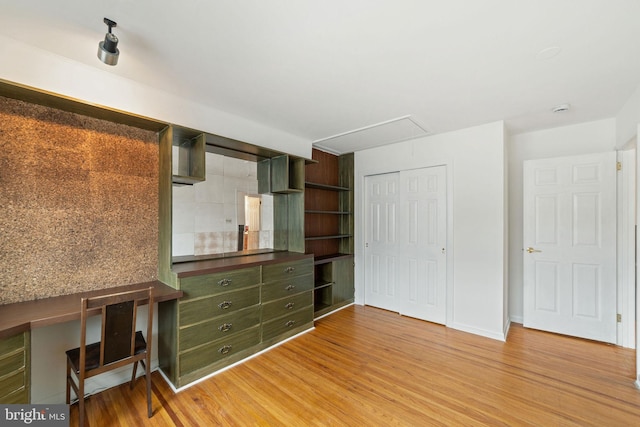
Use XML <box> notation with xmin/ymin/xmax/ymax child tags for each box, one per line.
<box><xmin>0</xmin><ymin>97</ymin><xmax>158</xmax><ymax>304</ymax></box>
<box><xmin>172</xmin><ymin>152</ymin><xmax>273</xmax><ymax>256</ymax></box>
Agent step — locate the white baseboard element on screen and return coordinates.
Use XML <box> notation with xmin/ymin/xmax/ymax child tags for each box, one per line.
<box><xmin>510</xmin><ymin>315</ymin><xmax>523</xmax><ymax>324</ymax></box>
<box><xmin>449</xmin><ymin>322</ymin><xmax>508</xmax><ymax>342</ymax></box>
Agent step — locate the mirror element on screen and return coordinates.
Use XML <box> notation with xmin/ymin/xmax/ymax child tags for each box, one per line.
<box><xmin>171</xmin><ymin>151</ymin><xmax>274</xmax><ymax>258</ymax></box>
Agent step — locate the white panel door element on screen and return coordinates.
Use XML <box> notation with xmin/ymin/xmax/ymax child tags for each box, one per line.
<box><xmin>523</xmin><ymin>152</ymin><xmax>617</xmax><ymax>343</ymax></box>
<box><xmin>398</xmin><ymin>166</ymin><xmax>447</xmax><ymax>324</ymax></box>
<box><xmin>364</xmin><ymin>172</ymin><xmax>400</xmax><ymax>312</ymax></box>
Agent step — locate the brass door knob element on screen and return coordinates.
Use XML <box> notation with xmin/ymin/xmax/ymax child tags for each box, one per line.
<box><xmin>526</xmin><ymin>247</ymin><xmax>542</xmax><ymax>253</ymax></box>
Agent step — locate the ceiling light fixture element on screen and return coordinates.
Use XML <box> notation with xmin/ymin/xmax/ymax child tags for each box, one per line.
<box><xmin>97</xmin><ymin>18</ymin><xmax>119</xmax><ymax>66</ymax></box>
<box><xmin>551</xmin><ymin>103</ymin><xmax>571</xmax><ymax>113</ymax></box>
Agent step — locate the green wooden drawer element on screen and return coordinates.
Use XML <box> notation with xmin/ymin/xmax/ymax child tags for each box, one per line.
<box><xmin>262</xmin><ymin>258</ymin><xmax>313</xmax><ymax>283</ymax></box>
<box><xmin>0</xmin><ymin>386</ymin><xmax>28</xmax><ymax>404</ymax></box>
<box><xmin>179</xmin><ymin>326</ymin><xmax>260</xmax><ymax>376</ymax></box>
<box><xmin>262</xmin><ymin>307</ymin><xmax>314</xmax><ymax>342</ymax></box>
<box><xmin>262</xmin><ymin>291</ymin><xmax>312</xmax><ymax>321</ymax></box>
<box><xmin>180</xmin><ymin>267</ymin><xmax>261</xmax><ymax>301</ymax></box>
<box><xmin>180</xmin><ymin>286</ymin><xmax>260</xmax><ymax>326</ymax></box>
<box><xmin>0</xmin><ymin>370</ymin><xmax>25</xmax><ymax>399</ymax></box>
<box><xmin>0</xmin><ymin>352</ymin><xmax>24</xmax><ymax>378</ymax></box>
<box><xmin>262</xmin><ymin>273</ymin><xmax>313</xmax><ymax>302</ymax></box>
<box><xmin>0</xmin><ymin>334</ymin><xmax>24</xmax><ymax>356</ymax></box>
<box><xmin>179</xmin><ymin>305</ymin><xmax>261</xmax><ymax>351</ymax></box>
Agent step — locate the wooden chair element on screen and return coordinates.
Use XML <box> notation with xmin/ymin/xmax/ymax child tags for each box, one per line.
<box><xmin>65</xmin><ymin>287</ymin><xmax>154</xmax><ymax>427</ymax></box>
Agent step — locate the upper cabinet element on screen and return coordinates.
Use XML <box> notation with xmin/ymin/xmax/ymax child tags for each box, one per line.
<box><xmin>172</xmin><ymin>128</ymin><xmax>206</xmax><ymax>185</ymax></box>
<box><xmin>259</xmin><ymin>154</ymin><xmax>305</xmax><ymax>194</ymax></box>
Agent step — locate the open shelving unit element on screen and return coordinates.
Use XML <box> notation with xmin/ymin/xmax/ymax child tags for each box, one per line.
<box><xmin>304</xmin><ymin>149</ymin><xmax>354</xmax><ymax>317</ymax></box>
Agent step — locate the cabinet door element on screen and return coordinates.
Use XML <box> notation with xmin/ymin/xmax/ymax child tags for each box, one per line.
<box><xmin>332</xmin><ymin>258</ymin><xmax>354</xmax><ymax>305</ymax></box>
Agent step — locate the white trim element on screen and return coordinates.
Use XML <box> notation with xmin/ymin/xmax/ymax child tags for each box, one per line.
<box><xmin>158</xmin><ymin>327</ymin><xmax>315</xmax><ymax>394</ymax></box>
<box><xmin>510</xmin><ymin>315</ymin><xmax>524</xmax><ymax>324</ymax></box>
<box><xmin>617</xmin><ymin>149</ymin><xmax>636</xmax><ymax>348</ymax></box>
<box><xmin>449</xmin><ymin>321</ymin><xmax>509</xmax><ymax>342</ymax></box>
<box><xmin>314</xmin><ymin>302</ymin><xmax>355</xmax><ymax>321</ymax></box>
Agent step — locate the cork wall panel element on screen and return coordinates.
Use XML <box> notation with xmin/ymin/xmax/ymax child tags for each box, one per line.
<box><xmin>0</xmin><ymin>96</ymin><xmax>158</xmax><ymax>304</ymax></box>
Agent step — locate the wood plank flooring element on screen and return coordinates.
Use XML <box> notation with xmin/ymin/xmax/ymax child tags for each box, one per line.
<box><xmin>74</xmin><ymin>305</ymin><xmax>640</xmax><ymax>426</ymax></box>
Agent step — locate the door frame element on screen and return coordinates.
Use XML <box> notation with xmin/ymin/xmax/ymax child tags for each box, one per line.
<box><xmin>357</xmin><ymin>162</ymin><xmax>454</xmax><ymax>326</ymax></box>
<box><xmin>617</xmin><ymin>149</ymin><xmax>635</xmax><ymax>349</ymax></box>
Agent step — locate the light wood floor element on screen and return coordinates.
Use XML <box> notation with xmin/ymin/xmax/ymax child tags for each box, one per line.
<box><xmin>74</xmin><ymin>305</ymin><xmax>640</xmax><ymax>426</ymax></box>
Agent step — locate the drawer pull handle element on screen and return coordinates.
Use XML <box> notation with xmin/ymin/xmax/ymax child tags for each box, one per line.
<box><xmin>219</xmin><ymin>345</ymin><xmax>232</xmax><ymax>355</ymax></box>
<box><xmin>218</xmin><ymin>301</ymin><xmax>233</xmax><ymax>310</ymax></box>
<box><xmin>284</xmin><ymin>266</ymin><xmax>296</xmax><ymax>274</ymax></box>
<box><xmin>218</xmin><ymin>323</ymin><xmax>233</xmax><ymax>332</ymax></box>
<box><xmin>285</xmin><ymin>320</ymin><xmax>296</xmax><ymax>328</ymax></box>
<box><xmin>218</xmin><ymin>278</ymin><xmax>232</xmax><ymax>287</ymax></box>
<box><xmin>285</xmin><ymin>302</ymin><xmax>295</xmax><ymax>310</ymax></box>
<box><xmin>285</xmin><ymin>284</ymin><xmax>296</xmax><ymax>291</ymax></box>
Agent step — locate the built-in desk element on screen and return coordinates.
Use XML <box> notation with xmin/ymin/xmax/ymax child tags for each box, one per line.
<box><xmin>0</xmin><ymin>281</ymin><xmax>182</xmax><ymax>403</ymax></box>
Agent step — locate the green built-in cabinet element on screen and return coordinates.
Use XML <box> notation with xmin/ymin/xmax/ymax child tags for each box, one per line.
<box><xmin>158</xmin><ymin>255</ymin><xmax>314</xmax><ymax>388</ymax></box>
<box><xmin>0</xmin><ymin>331</ymin><xmax>30</xmax><ymax>404</ymax></box>
<box><xmin>305</xmin><ymin>150</ymin><xmax>355</xmax><ymax>317</ymax></box>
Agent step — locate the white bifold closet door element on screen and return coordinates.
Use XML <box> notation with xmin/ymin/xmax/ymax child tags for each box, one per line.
<box><xmin>364</xmin><ymin>166</ymin><xmax>447</xmax><ymax>324</ymax></box>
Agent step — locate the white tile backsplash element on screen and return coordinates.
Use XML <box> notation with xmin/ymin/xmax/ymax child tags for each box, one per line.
<box><xmin>172</xmin><ymin>233</ymin><xmax>195</xmax><ymax>257</ymax></box>
<box><xmin>195</xmin><ymin>174</ymin><xmax>224</xmax><ymax>203</ymax></box>
<box><xmin>206</xmin><ymin>152</ymin><xmax>225</xmax><ymax>176</ymax></box>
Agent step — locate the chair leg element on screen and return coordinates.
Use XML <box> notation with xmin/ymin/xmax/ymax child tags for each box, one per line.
<box><xmin>65</xmin><ymin>359</ymin><xmax>70</xmax><ymax>404</ymax></box>
<box><xmin>78</xmin><ymin>376</ymin><xmax>85</xmax><ymax>427</ymax></box>
<box><xmin>144</xmin><ymin>358</ymin><xmax>152</xmax><ymax>418</ymax></box>
<box><xmin>130</xmin><ymin>361</ymin><xmax>138</xmax><ymax>389</ymax></box>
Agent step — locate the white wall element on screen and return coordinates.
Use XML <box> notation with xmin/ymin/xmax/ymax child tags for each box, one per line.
<box><xmin>0</xmin><ymin>34</ymin><xmax>312</xmax><ymax>159</ymax></box>
<box><xmin>355</xmin><ymin>121</ymin><xmax>508</xmax><ymax>341</ymax></box>
<box><xmin>31</xmin><ymin>304</ymin><xmax>157</xmax><ymax>404</ymax></box>
<box><xmin>617</xmin><ymin>85</ymin><xmax>640</xmax><ymax>149</ymax></box>
<box><xmin>507</xmin><ymin>118</ymin><xmax>617</xmax><ymax>323</ymax></box>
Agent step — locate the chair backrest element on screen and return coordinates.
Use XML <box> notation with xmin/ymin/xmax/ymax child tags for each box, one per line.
<box><xmin>79</xmin><ymin>287</ymin><xmax>153</xmax><ymax>373</ymax></box>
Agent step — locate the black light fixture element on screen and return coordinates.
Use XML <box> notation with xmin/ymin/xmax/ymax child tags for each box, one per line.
<box><xmin>97</xmin><ymin>18</ymin><xmax>119</xmax><ymax>66</ymax></box>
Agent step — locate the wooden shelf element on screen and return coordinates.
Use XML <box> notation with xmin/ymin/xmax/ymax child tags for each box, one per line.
<box><xmin>305</xmin><ymin>182</ymin><xmax>351</xmax><ymax>191</ymax></box>
<box><xmin>305</xmin><ymin>149</ymin><xmax>354</xmax><ymax>318</ymax></box>
<box><xmin>314</xmin><ymin>280</ymin><xmax>334</xmax><ymax>289</ymax></box>
<box><xmin>305</xmin><ymin>210</ymin><xmax>351</xmax><ymax>215</ymax></box>
<box><xmin>305</xmin><ymin>235</ymin><xmax>351</xmax><ymax>241</ymax></box>
<box><xmin>313</xmin><ymin>253</ymin><xmax>354</xmax><ymax>265</ymax></box>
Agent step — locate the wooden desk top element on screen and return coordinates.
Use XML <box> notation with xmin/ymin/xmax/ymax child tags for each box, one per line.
<box><xmin>0</xmin><ymin>280</ymin><xmax>182</xmax><ymax>339</ymax></box>
<box><xmin>172</xmin><ymin>251</ymin><xmax>313</xmax><ymax>278</ymax></box>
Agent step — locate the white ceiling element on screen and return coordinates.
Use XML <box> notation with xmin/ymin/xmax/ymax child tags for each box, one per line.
<box><xmin>1</xmin><ymin>1</ymin><xmax>640</xmax><ymax>154</ymax></box>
